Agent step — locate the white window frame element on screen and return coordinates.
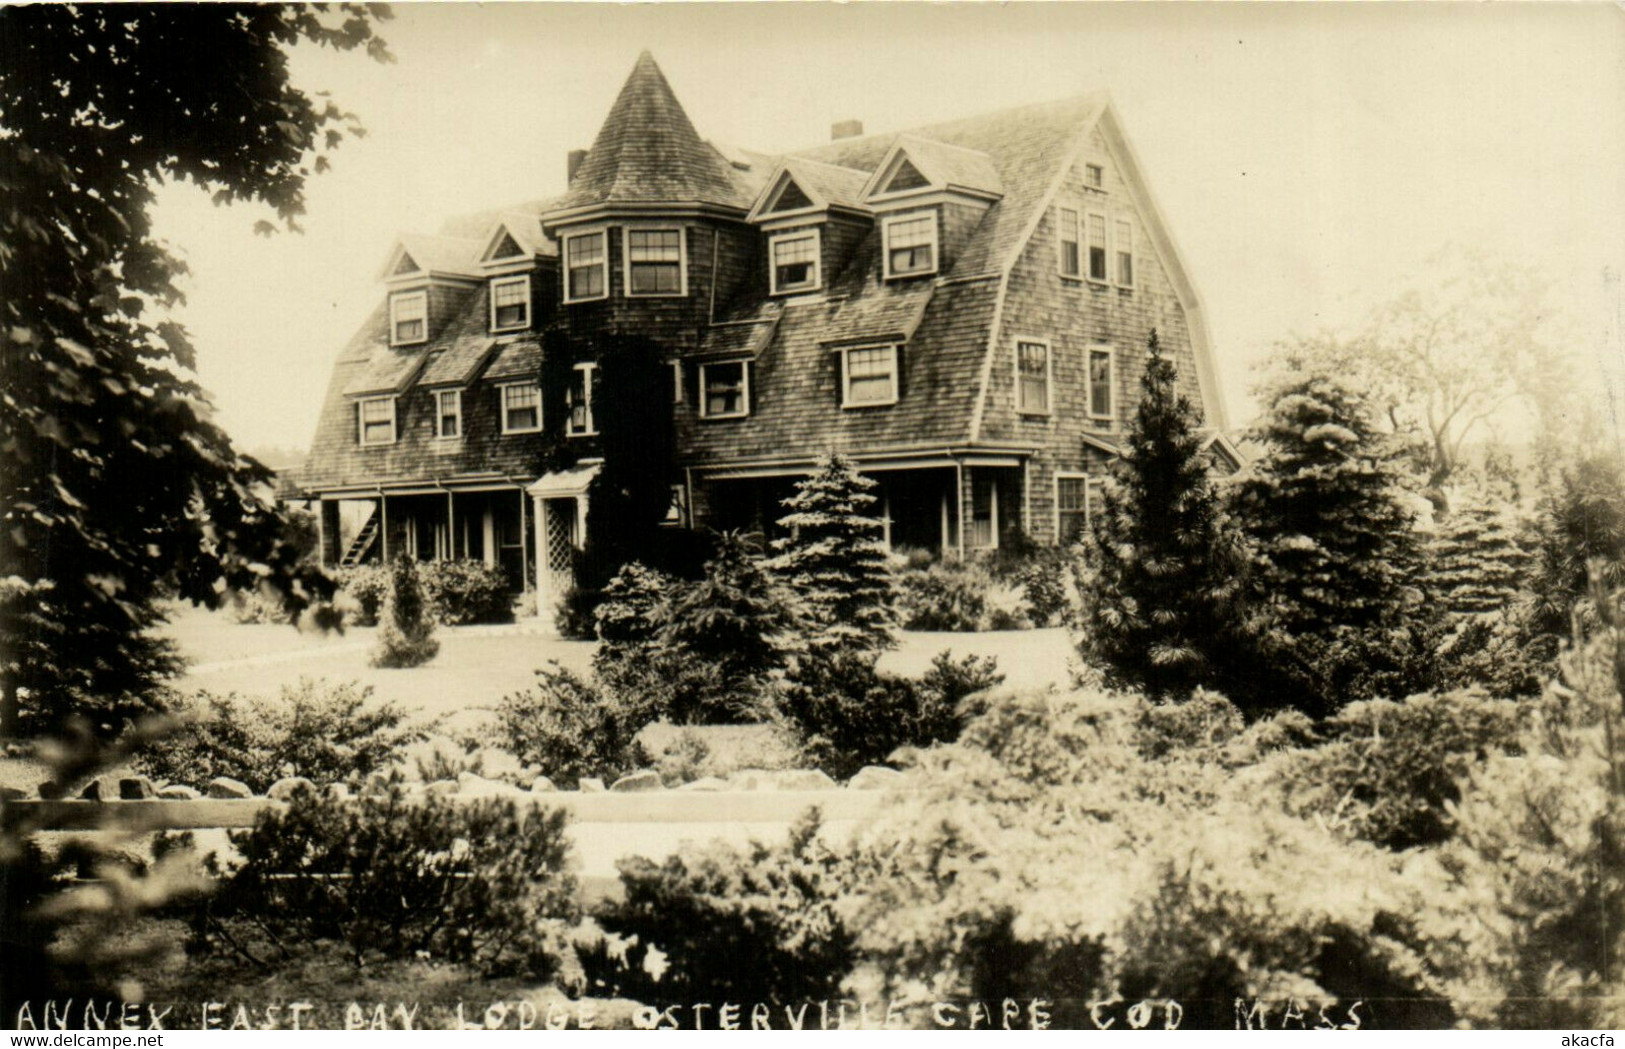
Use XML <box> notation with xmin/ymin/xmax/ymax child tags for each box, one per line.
<box><xmin>1057</xmin><ymin>205</ymin><xmax>1082</xmax><ymax>280</ymax></box>
<box><xmin>567</xmin><ymin>362</ymin><xmax>597</xmax><ymax>438</ymax></box>
<box><xmin>1113</xmin><ymin>217</ymin><xmax>1134</xmax><ymax>289</ymax></box>
<box><xmin>1085</xmin><ymin>210</ymin><xmax>1109</xmax><ymax>284</ymax></box>
<box><xmin>1087</xmin><ymin>345</ymin><xmax>1116</xmax><ymax>422</ymax></box>
<box><xmin>768</xmin><ymin>229</ymin><xmax>823</xmax><ymax>295</ymax></box>
<box><xmin>497</xmin><ymin>381</ymin><xmax>542</xmax><ymax>435</ymax></box>
<box><xmin>840</xmin><ymin>344</ymin><xmax>900</xmax><ymax>409</ymax></box>
<box><xmin>698</xmin><ymin>359</ymin><xmax>750</xmax><ymax>420</ymax></box>
<box><xmin>622</xmin><ymin>226</ymin><xmax>688</xmax><ymax>298</ymax></box>
<box><xmin>562</xmin><ymin>229</ymin><xmax>609</xmax><ymax>304</ymax></box>
<box><xmin>1054</xmin><ymin>472</ymin><xmax>1092</xmax><ymax>544</ymax></box>
<box><xmin>357</xmin><ymin>396</ymin><xmax>396</xmax><ymax>446</ymax></box>
<box><xmin>1014</xmin><ymin>337</ymin><xmax>1053</xmax><ymax>416</ymax></box>
<box><xmin>388</xmin><ymin>289</ymin><xmax>428</xmax><ymax>347</ymax></box>
<box><xmin>488</xmin><ymin>274</ymin><xmax>531</xmax><ymax>333</ymax></box>
<box><xmin>433</xmin><ymin>388</ymin><xmax>462</xmax><ymax>440</ymax></box>
<box><xmin>668</xmin><ymin>359</ymin><xmax>684</xmax><ymax>405</ymax></box>
<box><xmin>881</xmin><ymin>211</ymin><xmax>939</xmax><ymax>281</ymax></box>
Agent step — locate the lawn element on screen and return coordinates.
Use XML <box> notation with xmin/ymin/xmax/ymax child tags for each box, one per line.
<box><xmin>163</xmin><ymin>605</ymin><xmax>1077</xmax><ymax>736</ymax></box>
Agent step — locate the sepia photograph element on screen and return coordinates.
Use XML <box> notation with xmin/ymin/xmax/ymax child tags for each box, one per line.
<box><xmin>2</xmin><ymin>0</ymin><xmax>1623</xmax><ymax>1033</ymax></box>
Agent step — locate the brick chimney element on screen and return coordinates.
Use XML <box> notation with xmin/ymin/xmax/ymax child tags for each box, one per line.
<box><xmin>830</xmin><ymin>119</ymin><xmax>863</xmax><ymax>142</ymax></box>
<box><xmin>566</xmin><ymin>149</ymin><xmax>588</xmax><ymax>183</ymax></box>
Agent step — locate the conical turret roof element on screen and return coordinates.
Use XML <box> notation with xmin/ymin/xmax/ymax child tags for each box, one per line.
<box><xmin>555</xmin><ymin>51</ymin><xmax>752</xmax><ymax>212</ymax></box>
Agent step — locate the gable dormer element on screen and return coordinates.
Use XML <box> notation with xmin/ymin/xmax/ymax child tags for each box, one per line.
<box><xmin>862</xmin><ymin>136</ymin><xmax>1003</xmax><ymax>281</ymax></box>
<box><xmin>377</xmin><ymin>234</ymin><xmax>482</xmax><ymax>347</ymax></box>
<box><xmin>746</xmin><ymin>158</ymin><xmax>872</xmax><ymax>296</ymax></box>
<box><xmin>477</xmin><ymin>213</ymin><xmax>557</xmax><ymax>334</ymax></box>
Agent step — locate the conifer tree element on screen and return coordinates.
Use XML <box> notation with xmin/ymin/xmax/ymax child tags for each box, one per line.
<box><xmin>772</xmin><ymin>453</ymin><xmax>899</xmax><ymax>653</ymax></box>
<box><xmin>1232</xmin><ymin>376</ymin><xmax>1422</xmax><ymax>636</ymax></box>
<box><xmin>1426</xmin><ymin>497</ymin><xmax>1533</xmax><ymax>616</ymax></box>
<box><xmin>1084</xmin><ymin>331</ymin><xmax>1258</xmax><ymax>703</ymax></box>
<box><xmin>371</xmin><ymin>554</ymin><xmax>439</xmax><ymax>668</ymax></box>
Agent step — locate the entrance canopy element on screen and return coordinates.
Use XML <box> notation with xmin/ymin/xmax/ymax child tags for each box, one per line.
<box><xmin>526</xmin><ymin>464</ymin><xmax>600</xmax><ymax>499</ymax></box>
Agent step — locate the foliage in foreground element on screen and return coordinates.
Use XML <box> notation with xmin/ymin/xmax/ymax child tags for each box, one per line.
<box><xmin>133</xmin><ymin>679</ymin><xmax>426</xmax><ymax>793</ymax></box>
<box><xmin>1</xmin><ymin>4</ymin><xmax>390</xmax><ymax>736</ymax></box>
<box><xmin>196</xmin><ymin>786</ymin><xmax>578</xmax><ymax>977</ymax></box>
<box><xmin>592</xmin><ymin>809</ymin><xmax>858</xmax><ymax>1005</ymax></box>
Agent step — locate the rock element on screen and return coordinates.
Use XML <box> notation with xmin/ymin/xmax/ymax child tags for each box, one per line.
<box><xmin>267</xmin><ymin>777</ymin><xmax>317</xmax><ymax>801</ymax></box>
<box><xmin>0</xmin><ymin>785</ymin><xmax>27</xmax><ymax>802</ymax></box>
<box><xmin>676</xmin><ymin>777</ymin><xmax>728</xmax><ymax>792</ymax></box>
<box><xmin>118</xmin><ymin>775</ymin><xmax>156</xmax><ymax>800</ymax></box>
<box><xmin>424</xmin><ymin>779</ymin><xmax>460</xmax><ymax>796</ymax></box>
<box><xmin>37</xmin><ymin>781</ymin><xmax>66</xmax><ymax>801</ymax></box>
<box><xmin>206</xmin><ymin>776</ymin><xmax>253</xmax><ymax>799</ymax></box>
<box><xmin>157</xmin><ymin>784</ymin><xmax>202</xmax><ymax>800</ymax></box>
<box><xmin>610</xmin><ymin>770</ymin><xmax>663</xmax><ymax>793</ymax></box>
<box><xmin>772</xmin><ymin>769</ymin><xmax>836</xmax><ymax>791</ymax></box>
<box><xmin>848</xmin><ymin>766</ymin><xmax>904</xmax><ymax>791</ymax></box>
<box><xmin>529</xmin><ymin>775</ymin><xmax>556</xmax><ymax>793</ymax></box>
<box><xmin>457</xmin><ymin>771</ymin><xmax>523</xmax><ymax>797</ymax></box>
<box><xmin>327</xmin><ymin>783</ymin><xmax>353</xmax><ymax>801</ymax></box>
<box><xmin>78</xmin><ymin>776</ymin><xmax>118</xmax><ymax>801</ymax></box>
<box><xmin>578</xmin><ymin>777</ymin><xmax>606</xmax><ymax>793</ymax></box>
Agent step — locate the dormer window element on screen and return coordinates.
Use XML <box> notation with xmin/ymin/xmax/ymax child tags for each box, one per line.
<box><xmin>489</xmin><ymin>275</ymin><xmax>531</xmax><ymax>332</ymax></box>
<box><xmin>841</xmin><ymin>345</ymin><xmax>900</xmax><ymax>408</ymax></box>
<box><xmin>625</xmin><ymin>228</ymin><xmax>686</xmax><ymax>296</ymax></box>
<box><xmin>564</xmin><ymin>231</ymin><xmax>608</xmax><ymax>303</ymax></box>
<box><xmin>699</xmin><ymin>360</ymin><xmax>749</xmax><ymax>420</ymax></box>
<box><xmin>769</xmin><ymin>231</ymin><xmax>821</xmax><ymax>295</ymax></box>
<box><xmin>567</xmin><ymin>363</ymin><xmax>597</xmax><ymax>437</ymax></box>
<box><xmin>882</xmin><ymin>212</ymin><xmax>938</xmax><ymax>280</ymax></box>
<box><xmin>357</xmin><ymin>396</ymin><xmax>396</xmax><ymax>445</ymax></box>
<box><xmin>389</xmin><ymin>290</ymin><xmax>428</xmax><ymax>346</ymax></box>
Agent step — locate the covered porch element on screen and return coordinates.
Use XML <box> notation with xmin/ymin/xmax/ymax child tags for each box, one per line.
<box><xmin>314</xmin><ymin>481</ymin><xmax>536</xmax><ymax>592</ymax></box>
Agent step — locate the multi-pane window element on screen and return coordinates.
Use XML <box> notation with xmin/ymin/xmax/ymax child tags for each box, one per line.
<box><xmin>1058</xmin><ymin>207</ymin><xmax>1081</xmax><ymax>278</ymax></box>
<box><xmin>700</xmin><ymin>360</ymin><xmax>749</xmax><ymax>419</ymax></box>
<box><xmin>1085</xmin><ymin>163</ymin><xmax>1104</xmax><ymax>189</ymax></box>
<box><xmin>1016</xmin><ymin>340</ymin><xmax>1051</xmax><ymax>414</ymax></box>
<box><xmin>1087</xmin><ymin>212</ymin><xmax>1108</xmax><ymax>282</ymax></box>
<box><xmin>564</xmin><ymin>231</ymin><xmax>607</xmax><ymax>302</ymax></box>
<box><xmin>770</xmin><ymin>232</ymin><xmax>820</xmax><ymax>294</ymax></box>
<box><xmin>883</xmin><ymin>213</ymin><xmax>937</xmax><ymax>278</ymax></box>
<box><xmin>389</xmin><ymin>290</ymin><xmax>427</xmax><ymax>346</ymax></box>
<box><xmin>434</xmin><ymin>389</ymin><xmax>461</xmax><ymax>439</ymax></box>
<box><xmin>567</xmin><ymin>363</ymin><xmax>596</xmax><ymax>437</ymax></box>
<box><xmin>500</xmin><ymin>382</ymin><xmax>541</xmax><ymax>433</ymax></box>
<box><xmin>1088</xmin><ymin>347</ymin><xmax>1115</xmax><ymax>420</ymax></box>
<box><xmin>1056</xmin><ymin>476</ymin><xmax>1090</xmax><ymax>544</ymax></box>
<box><xmin>1114</xmin><ymin>219</ymin><xmax>1134</xmax><ymax>287</ymax></box>
<box><xmin>842</xmin><ymin>345</ymin><xmax>899</xmax><ymax>407</ymax></box>
<box><xmin>358</xmin><ymin>397</ymin><xmax>395</xmax><ymax>445</ymax></box>
<box><xmin>489</xmin><ymin>276</ymin><xmax>530</xmax><ymax>331</ymax></box>
<box><xmin>626</xmin><ymin>228</ymin><xmax>684</xmax><ymax>295</ymax></box>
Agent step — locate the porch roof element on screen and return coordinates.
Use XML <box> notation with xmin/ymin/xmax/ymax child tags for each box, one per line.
<box><xmin>526</xmin><ymin>464</ymin><xmax>601</xmax><ymax>498</ymax></box>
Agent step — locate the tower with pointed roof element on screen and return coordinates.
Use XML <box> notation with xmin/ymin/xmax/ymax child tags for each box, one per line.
<box><xmin>292</xmin><ymin>51</ymin><xmax>1236</xmax><ymax>623</ymax></box>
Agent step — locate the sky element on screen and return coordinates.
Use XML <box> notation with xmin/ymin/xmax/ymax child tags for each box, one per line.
<box><xmin>147</xmin><ymin>2</ymin><xmax>1625</xmax><ymax>455</ymax></box>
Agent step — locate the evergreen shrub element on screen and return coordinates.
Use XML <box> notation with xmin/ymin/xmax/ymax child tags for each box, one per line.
<box><xmin>134</xmin><ymin>679</ymin><xmax>427</xmax><ymax>793</ymax></box>
<box><xmin>204</xmin><ymin>785</ymin><xmax>578</xmax><ymax>976</ymax></box>
<box><xmin>370</xmin><ymin>554</ymin><xmax>439</xmax><ymax>668</ymax></box>
<box><xmin>495</xmin><ymin>663</ymin><xmax>653</xmax><ymax>787</ymax></box>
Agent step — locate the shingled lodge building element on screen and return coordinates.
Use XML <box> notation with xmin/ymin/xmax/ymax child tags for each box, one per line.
<box><xmin>291</xmin><ymin>52</ymin><xmax>1238</xmax><ymax>616</ymax></box>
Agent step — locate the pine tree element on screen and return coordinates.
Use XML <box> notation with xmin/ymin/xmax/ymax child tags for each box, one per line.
<box><xmin>1426</xmin><ymin>497</ymin><xmax>1533</xmax><ymax>616</ymax></box>
<box><xmin>772</xmin><ymin>452</ymin><xmax>899</xmax><ymax>653</ymax></box>
<box><xmin>1233</xmin><ymin>376</ymin><xmax>1422</xmax><ymax>636</ymax></box>
<box><xmin>1084</xmin><ymin>331</ymin><xmax>1258</xmax><ymax>703</ymax></box>
<box><xmin>371</xmin><ymin>554</ymin><xmax>439</xmax><ymax>668</ymax></box>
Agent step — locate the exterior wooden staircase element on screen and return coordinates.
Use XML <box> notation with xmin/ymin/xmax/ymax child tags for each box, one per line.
<box><xmin>340</xmin><ymin>508</ymin><xmax>380</xmax><ymax>567</ymax></box>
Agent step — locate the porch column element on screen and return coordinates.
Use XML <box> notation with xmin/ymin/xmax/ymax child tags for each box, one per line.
<box><xmin>482</xmin><ymin>508</ymin><xmax>496</xmax><ymax>568</ymax></box>
<box><xmin>379</xmin><ymin>495</ymin><xmax>389</xmax><ymax>562</ymax></box>
<box><xmin>445</xmin><ymin>489</ymin><xmax>455</xmax><ymax>559</ymax></box>
<box><xmin>518</xmin><ymin>487</ymin><xmax>529</xmax><ymax>590</ymax></box>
